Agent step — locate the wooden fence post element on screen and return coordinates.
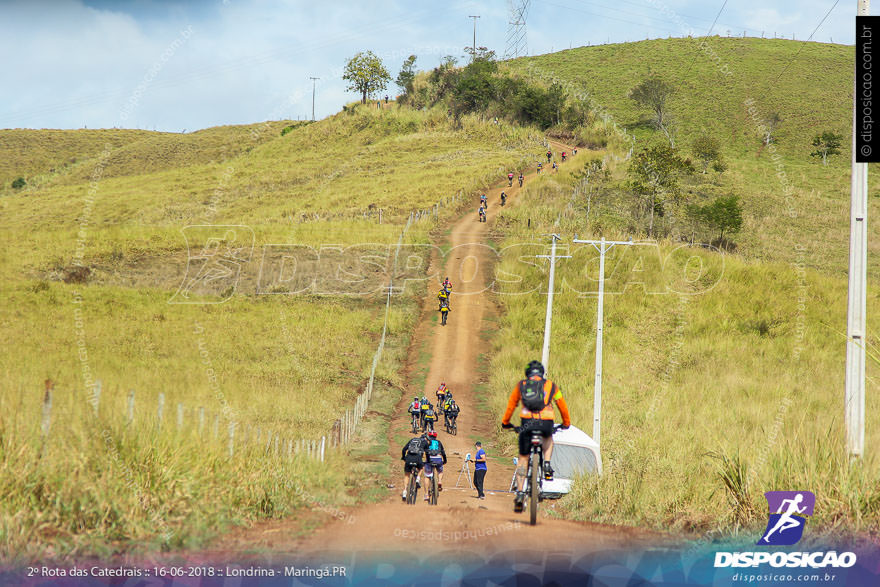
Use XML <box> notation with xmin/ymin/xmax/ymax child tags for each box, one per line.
<box><xmin>177</xmin><ymin>403</ymin><xmax>184</xmax><ymax>431</ymax></box>
<box><xmin>320</xmin><ymin>436</ymin><xmax>325</xmax><ymax>462</ymax></box>
<box><xmin>92</xmin><ymin>380</ymin><xmax>101</xmax><ymax>416</ymax></box>
<box><xmin>41</xmin><ymin>387</ymin><xmax>52</xmax><ymax>439</ymax></box>
<box><xmin>127</xmin><ymin>390</ymin><xmax>135</xmax><ymax>425</ymax></box>
<box><xmin>228</xmin><ymin>421</ymin><xmax>235</xmax><ymax>457</ymax></box>
<box><xmin>198</xmin><ymin>407</ymin><xmax>205</xmax><ymax>435</ymax></box>
<box><xmin>157</xmin><ymin>393</ymin><xmax>165</xmax><ymax>430</ymax></box>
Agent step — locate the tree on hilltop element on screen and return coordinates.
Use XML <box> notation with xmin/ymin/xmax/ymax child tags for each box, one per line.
<box><xmin>343</xmin><ymin>51</ymin><xmax>391</xmax><ymax>104</ymax></box>
<box><xmin>396</xmin><ymin>54</ymin><xmax>417</xmax><ymax>95</ymax></box>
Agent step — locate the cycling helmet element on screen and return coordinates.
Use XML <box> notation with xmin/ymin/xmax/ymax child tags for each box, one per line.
<box><xmin>525</xmin><ymin>360</ymin><xmax>545</xmax><ymax>378</ymax></box>
<box><xmin>438</xmin><ymin>382</ymin><xmax>447</xmax><ymax>391</ymax></box>
<box><xmin>428</xmin><ymin>430</ymin><xmax>438</xmax><ymax>438</ymax></box>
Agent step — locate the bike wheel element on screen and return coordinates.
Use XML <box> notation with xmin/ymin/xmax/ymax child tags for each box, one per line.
<box><xmin>407</xmin><ymin>474</ymin><xmax>417</xmax><ymax>505</ymax></box>
<box><xmin>430</xmin><ymin>474</ymin><xmax>438</xmax><ymax>506</ymax></box>
<box><xmin>529</xmin><ymin>453</ymin><xmax>539</xmax><ymax>525</ymax></box>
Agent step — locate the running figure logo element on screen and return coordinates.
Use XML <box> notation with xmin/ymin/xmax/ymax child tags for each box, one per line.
<box><xmin>757</xmin><ymin>491</ymin><xmax>815</xmax><ymax>545</ymax></box>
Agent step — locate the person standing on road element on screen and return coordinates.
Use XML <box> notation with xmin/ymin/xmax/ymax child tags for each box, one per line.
<box><xmin>474</xmin><ymin>441</ymin><xmax>487</xmax><ymax>499</ymax></box>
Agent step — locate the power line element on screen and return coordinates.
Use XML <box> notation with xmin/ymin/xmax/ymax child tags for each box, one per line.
<box><xmin>771</xmin><ymin>0</ymin><xmax>843</xmax><ymax>84</ymax></box>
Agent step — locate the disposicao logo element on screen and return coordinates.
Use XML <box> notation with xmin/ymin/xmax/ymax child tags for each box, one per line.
<box><xmin>713</xmin><ymin>490</ymin><xmax>858</xmax><ymax>570</ymax></box>
<box><xmin>757</xmin><ymin>490</ymin><xmax>815</xmax><ymax>546</ymax></box>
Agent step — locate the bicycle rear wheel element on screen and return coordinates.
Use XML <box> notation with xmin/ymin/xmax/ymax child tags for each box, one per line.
<box><xmin>407</xmin><ymin>473</ymin><xmax>418</xmax><ymax>505</ymax></box>
<box><xmin>529</xmin><ymin>453</ymin><xmax>539</xmax><ymax>525</ymax></box>
<box><xmin>430</xmin><ymin>473</ymin><xmax>438</xmax><ymax>506</ymax></box>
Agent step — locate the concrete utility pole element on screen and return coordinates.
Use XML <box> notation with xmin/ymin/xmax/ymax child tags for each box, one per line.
<box><xmin>846</xmin><ymin>0</ymin><xmax>870</xmax><ymax>459</ymax></box>
<box><xmin>536</xmin><ymin>234</ymin><xmax>571</xmax><ymax>370</ymax></box>
<box><xmin>573</xmin><ymin>237</ymin><xmax>633</xmax><ymax>445</ymax></box>
<box><xmin>469</xmin><ymin>15</ymin><xmax>481</xmax><ymax>59</ymax></box>
<box><xmin>309</xmin><ymin>77</ymin><xmax>319</xmax><ymax>121</ymax></box>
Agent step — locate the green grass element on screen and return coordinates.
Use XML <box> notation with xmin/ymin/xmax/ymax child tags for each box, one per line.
<box><xmin>487</xmin><ymin>150</ymin><xmax>880</xmax><ymax>540</ymax></box>
<box><xmin>0</xmin><ymin>105</ymin><xmax>543</xmax><ymax>559</ymax></box>
<box><xmin>508</xmin><ymin>37</ymin><xmax>880</xmax><ymax>278</ymax></box>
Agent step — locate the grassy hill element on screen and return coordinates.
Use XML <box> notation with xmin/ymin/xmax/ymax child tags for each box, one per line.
<box><xmin>485</xmin><ymin>36</ymin><xmax>880</xmax><ymax>541</ymax></box>
<box><xmin>0</xmin><ymin>105</ymin><xmax>544</xmax><ymax>558</ymax></box>
<box><xmin>509</xmin><ymin>38</ymin><xmax>880</xmax><ymax>279</ymax></box>
<box><xmin>507</xmin><ymin>37</ymin><xmax>852</xmax><ymax>158</ymax></box>
<box><xmin>487</xmin><ymin>160</ymin><xmax>880</xmax><ymax>540</ymax></box>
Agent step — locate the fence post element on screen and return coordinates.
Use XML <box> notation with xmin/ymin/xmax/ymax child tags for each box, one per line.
<box><xmin>213</xmin><ymin>414</ymin><xmax>219</xmax><ymax>439</ymax></box>
<box><xmin>265</xmin><ymin>430</ymin><xmax>272</xmax><ymax>454</ymax></box>
<box><xmin>177</xmin><ymin>403</ymin><xmax>184</xmax><ymax>431</ymax></box>
<box><xmin>274</xmin><ymin>435</ymin><xmax>279</xmax><ymax>456</ymax></box>
<box><xmin>228</xmin><ymin>421</ymin><xmax>235</xmax><ymax>457</ymax></box>
<box><xmin>320</xmin><ymin>436</ymin><xmax>325</xmax><ymax>462</ymax></box>
<box><xmin>287</xmin><ymin>438</ymin><xmax>293</xmax><ymax>459</ymax></box>
<box><xmin>157</xmin><ymin>393</ymin><xmax>165</xmax><ymax>430</ymax></box>
<box><xmin>41</xmin><ymin>387</ymin><xmax>52</xmax><ymax>439</ymax></box>
<box><xmin>127</xmin><ymin>390</ymin><xmax>135</xmax><ymax>425</ymax></box>
<box><xmin>198</xmin><ymin>407</ymin><xmax>205</xmax><ymax>435</ymax></box>
<box><xmin>92</xmin><ymin>380</ymin><xmax>101</xmax><ymax>416</ymax></box>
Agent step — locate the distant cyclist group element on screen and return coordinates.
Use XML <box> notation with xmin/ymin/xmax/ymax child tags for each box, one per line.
<box><xmin>402</xmin><ymin>382</ymin><xmax>460</xmax><ymax>503</ymax></box>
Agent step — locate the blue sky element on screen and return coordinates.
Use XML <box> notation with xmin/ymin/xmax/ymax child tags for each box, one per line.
<box><xmin>0</xmin><ymin>0</ymin><xmax>857</xmax><ymax>131</ymax></box>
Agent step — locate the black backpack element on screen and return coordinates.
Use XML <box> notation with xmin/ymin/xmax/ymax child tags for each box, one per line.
<box><xmin>406</xmin><ymin>437</ymin><xmax>424</xmax><ymax>456</ymax></box>
<box><xmin>520</xmin><ymin>378</ymin><xmax>549</xmax><ymax>412</ymax></box>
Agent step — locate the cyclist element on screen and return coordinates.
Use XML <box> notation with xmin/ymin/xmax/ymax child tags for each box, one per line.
<box><xmin>552</xmin><ymin>161</ymin><xmax>558</xmax><ymax>172</ymax></box>
<box><xmin>507</xmin><ymin>172</ymin><xmax>514</xmax><ymax>187</ymax></box>
<box><xmin>442</xmin><ymin>277</ymin><xmax>452</xmax><ymax>292</ymax></box>
<box><xmin>423</xmin><ymin>402</ymin><xmax>438</xmax><ymax>433</ymax></box>
<box><xmin>500</xmin><ymin>192</ymin><xmax>507</xmax><ymax>206</ymax></box>
<box><xmin>423</xmin><ymin>430</ymin><xmax>448</xmax><ymax>499</ymax></box>
<box><xmin>537</xmin><ymin>162</ymin><xmax>543</xmax><ymax>174</ymax></box>
<box><xmin>400</xmin><ymin>433</ymin><xmax>428</xmax><ymax>501</ymax></box>
<box><xmin>573</xmin><ymin>148</ymin><xmax>578</xmax><ymax>156</ymax></box>
<box><xmin>561</xmin><ymin>151</ymin><xmax>567</xmax><ymax>162</ymax></box>
<box><xmin>420</xmin><ymin>396</ymin><xmax>430</xmax><ymax>429</ymax></box>
<box><xmin>480</xmin><ymin>193</ymin><xmax>488</xmax><ymax>209</ymax></box>
<box><xmin>408</xmin><ymin>396</ymin><xmax>421</xmax><ymax>431</ymax></box>
<box><xmin>501</xmin><ymin>360</ymin><xmax>571</xmax><ymax>513</ymax></box>
<box><xmin>445</xmin><ymin>399</ymin><xmax>460</xmax><ymax>429</ymax></box>
<box><xmin>478</xmin><ymin>204</ymin><xmax>486</xmax><ymax>222</ymax></box>
<box><xmin>438</xmin><ymin>287</ymin><xmax>450</xmax><ymax>310</ymax></box>
<box><xmin>436</xmin><ymin>382</ymin><xmax>448</xmax><ymax>406</ymax></box>
<box><xmin>439</xmin><ymin>296</ymin><xmax>450</xmax><ymax>325</ymax></box>
<box><xmin>546</xmin><ymin>150</ymin><xmax>552</xmax><ymax>163</ymax></box>
<box><xmin>442</xmin><ymin>391</ymin><xmax>453</xmax><ymax>412</ymax></box>
<box><xmin>518</xmin><ymin>173</ymin><xmax>524</xmax><ymax>187</ymax></box>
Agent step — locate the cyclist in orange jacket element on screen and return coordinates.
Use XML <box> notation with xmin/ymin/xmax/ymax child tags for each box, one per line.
<box><xmin>501</xmin><ymin>360</ymin><xmax>571</xmax><ymax>511</ymax></box>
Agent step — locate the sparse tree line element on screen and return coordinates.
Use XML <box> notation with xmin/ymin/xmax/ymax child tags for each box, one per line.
<box><xmin>343</xmin><ymin>48</ymin><xmax>592</xmax><ymax>133</ymax></box>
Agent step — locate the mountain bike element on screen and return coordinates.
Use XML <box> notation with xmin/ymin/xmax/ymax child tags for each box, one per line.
<box><xmin>426</xmin><ymin>466</ymin><xmax>439</xmax><ymax>506</ymax></box>
<box><xmin>508</xmin><ymin>176</ymin><xmax>513</xmax><ymax>187</ymax></box>
<box><xmin>447</xmin><ymin>415</ymin><xmax>457</xmax><ymax>435</ymax></box>
<box><xmin>511</xmin><ymin>424</ymin><xmax>563</xmax><ymax>525</ymax></box>
<box><xmin>478</xmin><ymin>210</ymin><xmax>486</xmax><ymax>223</ymax></box>
<box><xmin>405</xmin><ymin>469</ymin><xmax>420</xmax><ymax>505</ymax></box>
<box><xmin>518</xmin><ymin>176</ymin><xmax>523</xmax><ymax>187</ymax></box>
<box><xmin>440</xmin><ymin>305</ymin><xmax>449</xmax><ymax>325</ymax></box>
<box><xmin>411</xmin><ymin>412</ymin><xmax>419</xmax><ymax>434</ymax></box>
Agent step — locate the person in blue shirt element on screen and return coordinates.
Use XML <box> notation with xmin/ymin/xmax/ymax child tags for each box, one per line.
<box><xmin>473</xmin><ymin>441</ymin><xmax>487</xmax><ymax>499</ymax></box>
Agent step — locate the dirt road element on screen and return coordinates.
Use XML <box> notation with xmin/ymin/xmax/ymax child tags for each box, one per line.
<box><xmin>197</xmin><ymin>143</ymin><xmax>660</xmax><ymax>564</ymax></box>
<box><xmin>285</xmin><ymin>143</ymin><xmax>660</xmax><ymax>558</ymax></box>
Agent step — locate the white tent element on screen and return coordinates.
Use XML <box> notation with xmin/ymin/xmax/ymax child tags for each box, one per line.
<box><xmin>543</xmin><ymin>424</ymin><xmax>602</xmax><ymax>498</ymax></box>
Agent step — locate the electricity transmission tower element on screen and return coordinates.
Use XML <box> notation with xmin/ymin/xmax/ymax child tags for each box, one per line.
<box><xmin>504</xmin><ymin>0</ymin><xmax>530</xmax><ymax>59</ymax></box>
